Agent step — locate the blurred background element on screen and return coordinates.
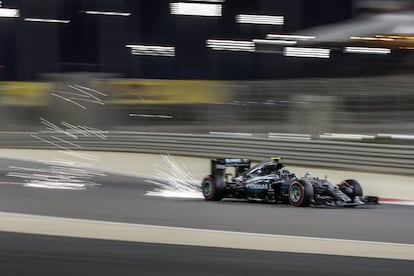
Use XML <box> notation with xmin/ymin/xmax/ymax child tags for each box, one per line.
<box><xmin>0</xmin><ymin>0</ymin><xmax>413</xmax><ymax>136</ymax></box>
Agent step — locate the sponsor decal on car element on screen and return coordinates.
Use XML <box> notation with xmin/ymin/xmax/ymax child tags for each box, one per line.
<box><xmin>246</xmin><ymin>183</ymin><xmax>269</xmax><ymax>190</ymax></box>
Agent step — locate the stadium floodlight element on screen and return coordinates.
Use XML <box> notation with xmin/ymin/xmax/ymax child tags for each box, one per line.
<box><xmin>236</xmin><ymin>14</ymin><xmax>284</xmax><ymax>25</ymax></box>
<box><xmin>284</xmin><ymin>47</ymin><xmax>330</xmax><ymax>58</ymax></box>
<box><xmin>85</xmin><ymin>11</ymin><xmax>131</xmax><ymax>16</ymax></box>
<box><xmin>344</xmin><ymin>47</ymin><xmax>391</xmax><ymax>54</ymax></box>
<box><xmin>24</xmin><ymin>18</ymin><xmax>70</xmax><ymax>23</ymax></box>
<box><xmin>170</xmin><ymin>2</ymin><xmax>222</xmax><ymax>16</ymax></box>
<box><xmin>206</xmin><ymin>39</ymin><xmax>255</xmax><ymax>52</ymax></box>
<box><xmin>126</xmin><ymin>44</ymin><xmax>175</xmax><ymax>57</ymax></box>
<box><xmin>0</xmin><ymin>8</ymin><xmax>19</xmax><ymax>17</ymax></box>
<box><xmin>253</xmin><ymin>39</ymin><xmax>297</xmax><ymax>45</ymax></box>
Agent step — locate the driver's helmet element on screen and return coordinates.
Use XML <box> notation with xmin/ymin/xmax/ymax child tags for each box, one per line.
<box><xmin>261</xmin><ymin>164</ymin><xmax>280</xmax><ymax>175</ymax></box>
<box><xmin>275</xmin><ymin>162</ymin><xmax>284</xmax><ymax>170</ymax></box>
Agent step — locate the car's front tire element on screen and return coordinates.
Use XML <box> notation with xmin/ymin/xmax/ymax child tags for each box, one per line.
<box><xmin>201</xmin><ymin>175</ymin><xmax>225</xmax><ymax>201</ymax></box>
<box><xmin>288</xmin><ymin>180</ymin><xmax>314</xmax><ymax>207</ymax></box>
<box><xmin>340</xmin><ymin>179</ymin><xmax>363</xmax><ymax>200</ymax></box>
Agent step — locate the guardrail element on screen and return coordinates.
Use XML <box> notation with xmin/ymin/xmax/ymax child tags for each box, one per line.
<box><xmin>0</xmin><ymin>131</ymin><xmax>413</xmax><ymax>175</ymax></box>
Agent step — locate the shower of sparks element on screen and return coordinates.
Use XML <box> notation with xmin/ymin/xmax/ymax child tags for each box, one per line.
<box><xmin>145</xmin><ymin>155</ymin><xmax>203</xmax><ymax>198</ymax></box>
<box><xmin>6</xmin><ymin>116</ymin><xmax>108</xmax><ymax>190</ymax></box>
<box><xmin>7</xmin><ymin>159</ymin><xmax>105</xmax><ymax>190</ymax></box>
<box><xmin>7</xmin><ymin>83</ymin><xmax>109</xmax><ymax>190</ymax></box>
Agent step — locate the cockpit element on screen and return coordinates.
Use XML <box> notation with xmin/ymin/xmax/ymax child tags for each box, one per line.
<box><xmin>244</xmin><ymin>160</ymin><xmax>284</xmax><ymax>179</ymax></box>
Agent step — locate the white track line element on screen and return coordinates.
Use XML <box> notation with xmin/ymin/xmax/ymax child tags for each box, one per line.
<box><xmin>0</xmin><ymin>211</ymin><xmax>413</xmax><ymax>260</ymax></box>
<box><xmin>381</xmin><ymin>201</ymin><xmax>414</xmax><ymax>206</ymax></box>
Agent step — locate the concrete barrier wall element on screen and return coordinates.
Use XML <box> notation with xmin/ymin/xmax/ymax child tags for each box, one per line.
<box><xmin>1</xmin><ymin>131</ymin><xmax>413</xmax><ymax>175</ymax></box>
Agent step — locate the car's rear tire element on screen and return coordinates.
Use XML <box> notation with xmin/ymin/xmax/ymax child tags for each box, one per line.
<box><xmin>288</xmin><ymin>180</ymin><xmax>314</xmax><ymax>207</ymax></box>
<box><xmin>201</xmin><ymin>175</ymin><xmax>225</xmax><ymax>201</ymax></box>
<box><xmin>341</xmin><ymin>179</ymin><xmax>363</xmax><ymax>200</ymax></box>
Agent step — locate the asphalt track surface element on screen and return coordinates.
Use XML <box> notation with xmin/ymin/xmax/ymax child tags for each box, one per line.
<box><xmin>1</xmin><ymin>231</ymin><xmax>413</xmax><ymax>276</ymax></box>
<box><xmin>1</xmin><ymin>157</ymin><xmax>414</xmax><ymax>274</ymax></box>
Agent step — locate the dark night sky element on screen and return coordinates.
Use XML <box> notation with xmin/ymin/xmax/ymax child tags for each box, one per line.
<box><xmin>302</xmin><ymin>0</ymin><xmax>353</xmax><ymax>27</ymax></box>
<box><xmin>0</xmin><ymin>0</ymin><xmax>361</xmax><ymax>80</ymax></box>
<box><xmin>57</xmin><ymin>0</ymin><xmax>353</xmax><ymax>61</ymax></box>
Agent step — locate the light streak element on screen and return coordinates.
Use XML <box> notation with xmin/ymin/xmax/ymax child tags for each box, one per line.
<box><xmin>51</xmin><ymin>92</ymin><xmax>87</xmax><ymax>109</ymax></box>
<box><xmin>30</xmin><ymin>133</ymin><xmax>100</xmax><ymax>161</ymax></box>
<box><xmin>31</xmin><ymin>134</ymin><xmax>73</xmax><ymax>151</ymax></box>
<box><xmin>0</xmin><ymin>182</ymin><xmax>22</xmax><ymax>185</ymax></box>
<box><xmin>68</xmin><ymin>84</ymin><xmax>106</xmax><ymax>102</ymax></box>
<box><xmin>129</xmin><ymin>113</ymin><xmax>173</xmax><ymax>119</ymax></box>
<box><xmin>8</xmin><ymin>166</ymin><xmax>49</xmax><ymax>173</ymax></box>
<box><xmin>209</xmin><ymin>132</ymin><xmax>252</xmax><ymax>137</ymax></box>
<box><xmin>59</xmin><ymin>150</ymin><xmax>101</xmax><ymax>162</ymax></box>
<box><xmin>284</xmin><ymin>47</ymin><xmax>330</xmax><ymax>58</ymax></box>
<box><xmin>319</xmin><ymin>133</ymin><xmax>375</xmax><ymax>140</ymax></box>
<box><xmin>377</xmin><ymin>134</ymin><xmax>414</xmax><ymax>140</ymax></box>
<box><xmin>24</xmin><ymin>18</ymin><xmax>70</xmax><ymax>23</ymax></box>
<box><xmin>253</xmin><ymin>39</ymin><xmax>297</xmax><ymax>45</ymax></box>
<box><xmin>351</xmin><ymin>36</ymin><xmax>394</xmax><ymax>42</ymax></box>
<box><xmin>85</xmin><ymin>11</ymin><xmax>131</xmax><ymax>16</ymax></box>
<box><xmin>126</xmin><ymin>44</ymin><xmax>175</xmax><ymax>57</ymax></box>
<box><xmin>266</xmin><ymin>34</ymin><xmax>315</xmax><ymax>40</ymax></box>
<box><xmin>68</xmin><ymin>97</ymin><xmax>105</xmax><ymax>105</ymax></box>
<box><xmin>236</xmin><ymin>14</ymin><xmax>284</xmax><ymax>25</ymax></box>
<box><xmin>60</xmin><ymin>121</ymin><xmax>107</xmax><ymax>140</ymax></box>
<box><xmin>51</xmin><ymin>84</ymin><xmax>107</xmax><ymax>109</ymax></box>
<box><xmin>77</xmin><ymin>125</ymin><xmax>107</xmax><ymax>140</ymax></box>
<box><xmin>206</xmin><ymin>39</ymin><xmax>255</xmax><ymax>52</ymax></box>
<box><xmin>344</xmin><ymin>47</ymin><xmax>391</xmax><ymax>54</ymax></box>
<box><xmin>0</xmin><ymin>8</ymin><xmax>19</xmax><ymax>17</ymax></box>
<box><xmin>51</xmin><ymin>136</ymin><xmax>82</xmax><ymax>148</ymax></box>
<box><xmin>40</xmin><ymin>117</ymin><xmax>78</xmax><ymax>139</ymax></box>
<box><xmin>41</xmin><ymin>158</ymin><xmax>92</xmax><ymax>168</ymax></box>
<box><xmin>72</xmin><ymin>84</ymin><xmax>107</xmax><ymax>96</ymax></box>
<box><xmin>170</xmin><ymin>2</ymin><xmax>222</xmax><ymax>17</ymax></box>
<box><xmin>268</xmin><ymin>133</ymin><xmax>311</xmax><ymax>140</ymax></box>
<box><xmin>39</xmin><ymin>118</ymin><xmax>107</xmax><ymax>141</ymax></box>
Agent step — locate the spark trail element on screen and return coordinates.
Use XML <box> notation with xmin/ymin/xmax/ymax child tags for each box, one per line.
<box><xmin>6</xmin><ymin>83</ymin><xmax>108</xmax><ymax>190</ymax></box>
<box><xmin>145</xmin><ymin>155</ymin><xmax>202</xmax><ymax>198</ymax></box>
<box><xmin>7</xmin><ymin>160</ymin><xmax>104</xmax><ymax>190</ymax></box>
<box><xmin>51</xmin><ymin>84</ymin><xmax>107</xmax><ymax>109</ymax></box>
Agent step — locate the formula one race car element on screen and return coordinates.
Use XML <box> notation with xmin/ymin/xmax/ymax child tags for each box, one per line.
<box><xmin>201</xmin><ymin>157</ymin><xmax>378</xmax><ymax>207</ymax></box>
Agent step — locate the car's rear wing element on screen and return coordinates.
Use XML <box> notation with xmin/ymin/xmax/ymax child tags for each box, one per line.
<box><xmin>211</xmin><ymin>158</ymin><xmax>251</xmax><ymax>177</ymax></box>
